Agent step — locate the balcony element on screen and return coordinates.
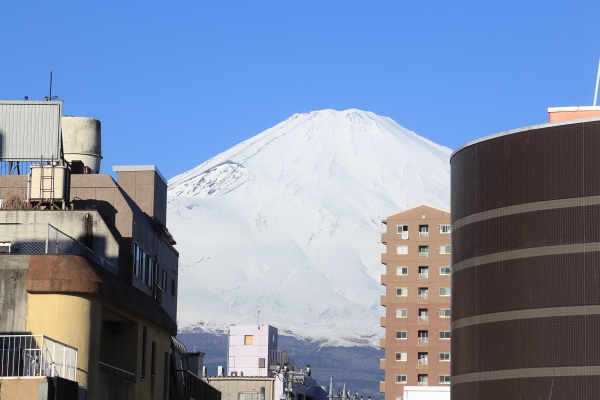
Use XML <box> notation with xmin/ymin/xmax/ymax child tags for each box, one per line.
<box><xmin>381</xmin><ymin>294</ymin><xmax>386</xmax><ymax>307</ymax></box>
<box><xmin>99</xmin><ymin>361</ymin><xmax>135</xmax><ymax>382</ymax></box>
<box><xmin>381</xmin><ymin>253</ymin><xmax>387</xmax><ymax>264</ymax></box>
<box><xmin>381</xmin><ymin>274</ymin><xmax>387</xmax><ymax>285</ymax></box>
<box><xmin>418</xmin><ymin>382</ymin><xmax>429</xmax><ymax>386</ymax></box>
<box><xmin>417</xmin><ymin>316</ymin><xmax>428</xmax><ymax>321</ymax></box>
<box><xmin>418</xmin><ymin>232</ymin><xmax>429</xmax><ymax>237</ymax></box>
<box><xmin>417</xmin><ymin>358</ymin><xmax>428</xmax><ymax>365</ymax></box>
<box><xmin>0</xmin><ymin>222</ymin><xmax>116</xmax><ymax>274</ymax></box>
<box><xmin>0</xmin><ymin>335</ymin><xmax>78</xmax><ymax>382</ymax></box>
<box><xmin>380</xmin><ymin>315</ymin><xmax>386</xmax><ymax>327</ymax></box>
<box><xmin>379</xmin><ymin>381</ymin><xmax>386</xmax><ymax>393</ymax></box>
<box><xmin>381</xmin><ymin>232</ymin><xmax>388</xmax><ymax>244</ymax></box>
<box><xmin>418</xmin><ymin>293</ymin><xmax>429</xmax><ymax>300</ymax></box>
<box><xmin>417</xmin><ymin>337</ymin><xmax>429</xmax><ymax>343</ymax></box>
<box><xmin>380</xmin><ymin>359</ymin><xmax>386</xmax><ymax>370</ymax></box>
<box><xmin>380</xmin><ymin>337</ymin><xmax>386</xmax><ymax>349</ymax></box>
<box><xmin>418</xmin><ymin>251</ymin><xmax>429</xmax><ymax>258</ymax></box>
<box><xmin>418</xmin><ymin>273</ymin><xmax>429</xmax><ymax>279</ymax></box>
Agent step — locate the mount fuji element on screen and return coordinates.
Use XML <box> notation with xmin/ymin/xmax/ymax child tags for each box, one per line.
<box><xmin>167</xmin><ymin>109</ymin><xmax>451</xmax><ymax>347</ymax></box>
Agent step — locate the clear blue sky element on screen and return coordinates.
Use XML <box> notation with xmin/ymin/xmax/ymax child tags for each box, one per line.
<box><xmin>2</xmin><ymin>0</ymin><xmax>599</xmax><ymax>180</ymax></box>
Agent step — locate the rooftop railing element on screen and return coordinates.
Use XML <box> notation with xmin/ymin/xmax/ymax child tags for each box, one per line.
<box><xmin>0</xmin><ymin>222</ymin><xmax>115</xmax><ymax>274</ymax></box>
<box><xmin>0</xmin><ymin>335</ymin><xmax>78</xmax><ymax>381</ymax></box>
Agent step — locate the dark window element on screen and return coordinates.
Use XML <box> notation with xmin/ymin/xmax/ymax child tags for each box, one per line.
<box><xmin>151</xmin><ymin>341</ymin><xmax>157</xmax><ymax>377</ymax></box>
<box><xmin>141</xmin><ymin>326</ymin><xmax>147</xmax><ymax>379</ymax></box>
<box><xmin>171</xmin><ymin>278</ymin><xmax>176</xmax><ymax>297</ymax></box>
<box><xmin>162</xmin><ymin>269</ymin><xmax>168</xmax><ymax>292</ymax></box>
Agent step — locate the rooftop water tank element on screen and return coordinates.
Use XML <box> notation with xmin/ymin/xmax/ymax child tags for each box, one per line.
<box><xmin>62</xmin><ymin>116</ymin><xmax>102</xmax><ymax>173</ymax></box>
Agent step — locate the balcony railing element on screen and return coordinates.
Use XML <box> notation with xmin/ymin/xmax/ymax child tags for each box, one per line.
<box><xmin>418</xmin><ymin>382</ymin><xmax>429</xmax><ymax>386</ymax></box>
<box><xmin>417</xmin><ymin>337</ymin><xmax>429</xmax><ymax>343</ymax></box>
<box><xmin>417</xmin><ymin>358</ymin><xmax>428</xmax><ymax>365</ymax></box>
<box><xmin>417</xmin><ymin>316</ymin><xmax>428</xmax><ymax>321</ymax></box>
<box><xmin>0</xmin><ymin>222</ymin><xmax>115</xmax><ymax>273</ymax></box>
<box><xmin>418</xmin><ymin>293</ymin><xmax>429</xmax><ymax>300</ymax></box>
<box><xmin>418</xmin><ymin>273</ymin><xmax>428</xmax><ymax>279</ymax></box>
<box><xmin>99</xmin><ymin>361</ymin><xmax>135</xmax><ymax>382</ymax></box>
<box><xmin>418</xmin><ymin>232</ymin><xmax>429</xmax><ymax>237</ymax></box>
<box><xmin>0</xmin><ymin>335</ymin><xmax>78</xmax><ymax>381</ymax></box>
<box><xmin>418</xmin><ymin>251</ymin><xmax>429</xmax><ymax>258</ymax></box>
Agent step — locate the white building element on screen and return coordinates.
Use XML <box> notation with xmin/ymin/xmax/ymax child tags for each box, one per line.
<box><xmin>403</xmin><ymin>386</ymin><xmax>450</xmax><ymax>400</ymax></box>
<box><xmin>228</xmin><ymin>325</ymin><xmax>279</xmax><ymax>377</ymax></box>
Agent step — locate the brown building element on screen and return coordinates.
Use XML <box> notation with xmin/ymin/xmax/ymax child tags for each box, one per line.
<box><xmin>379</xmin><ymin>204</ymin><xmax>452</xmax><ymax>399</ymax></box>
<box><xmin>451</xmin><ymin>109</ymin><xmax>600</xmax><ymax>399</ymax></box>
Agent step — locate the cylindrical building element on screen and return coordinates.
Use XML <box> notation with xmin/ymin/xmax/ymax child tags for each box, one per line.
<box><xmin>450</xmin><ymin>115</ymin><xmax>600</xmax><ymax>399</ymax></box>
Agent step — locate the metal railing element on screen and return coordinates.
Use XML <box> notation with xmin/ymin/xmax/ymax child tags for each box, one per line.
<box><xmin>0</xmin><ymin>335</ymin><xmax>77</xmax><ymax>381</ymax></box>
<box><xmin>418</xmin><ymin>251</ymin><xmax>429</xmax><ymax>258</ymax></box>
<box><xmin>418</xmin><ymin>232</ymin><xmax>429</xmax><ymax>237</ymax></box>
<box><xmin>417</xmin><ymin>316</ymin><xmax>428</xmax><ymax>321</ymax></box>
<box><xmin>268</xmin><ymin>350</ymin><xmax>299</xmax><ymax>371</ymax></box>
<box><xmin>417</xmin><ymin>358</ymin><xmax>428</xmax><ymax>365</ymax></box>
<box><xmin>0</xmin><ymin>222</ymin><xmax>115</xmax><ymax>273</ymax></box>
<box><xmin>418</xmin><ymin>382</ymin><xmax>429</xmax><ymax>386</ymax></box>
<box><xmin>417</xmin><ymin>337</ymin><xmax>428</xmax><ymax>343</ymax></box>
<box><xmin>418</xmin><ymin>293</ymin><xmax>429</xmax><ymax>300</ymax></box>
<box><xmin>99</xmin><ymin>361</ymin><xmax>135</xmax><ymax>382</ymax></box>
<box><xmin>418</xmin><ymin>273</ymin><xmax>428</xmax><ymax>279</ymax></box>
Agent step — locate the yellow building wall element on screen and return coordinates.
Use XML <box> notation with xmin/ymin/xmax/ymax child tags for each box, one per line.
<box><xmin>26</xmin><ymin>292</ymin><xmax>173</xmax><ymax>400</ymax></box>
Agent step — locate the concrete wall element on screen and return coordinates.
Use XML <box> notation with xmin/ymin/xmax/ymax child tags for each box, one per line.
<box><xmin>0</xmin><ymin>255</ymin><xmax>29</xmax><ymax>332</ymax></box>
<box><xmin>207</xmin><ymin>377</ymin><xmax>275</xmax><ymax>400</ymax></box>
<box><xmin>228</xmin><ymin>325</ymin><xmax>278</xmax><ymax>377</ymax></box>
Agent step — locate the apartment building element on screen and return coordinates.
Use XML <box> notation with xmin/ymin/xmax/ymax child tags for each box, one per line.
<box><xmin>379</xmin><ymin>204</ymin><xmax>451</xmax><ymax>400</ymax></box>
<box><xmin>0</xmin><ymin>100</ymin><xmax>217</xmax><ymax>400</ymax></box>
<box><xmin>450</xmin><ymin>108</ymin><xmax>600</xmax><ymax>399</ymax></box>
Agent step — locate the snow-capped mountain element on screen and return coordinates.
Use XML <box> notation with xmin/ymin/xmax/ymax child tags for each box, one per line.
<box><xmin>167</xmin><ymin>109</ymin><xmax>451</xmax><ymax>346</ymax></box>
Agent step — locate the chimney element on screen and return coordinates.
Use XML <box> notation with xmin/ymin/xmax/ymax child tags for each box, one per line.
<box><xmin>112</xmin><ymin>165</ymin><xmax>168</xmax><ymax>225</ymax></box>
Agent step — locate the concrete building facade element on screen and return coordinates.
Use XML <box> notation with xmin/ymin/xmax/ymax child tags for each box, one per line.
<box><xmin>450</xmin><ymin>110</ymin><xmax>600</xmax><ymax>399</ymax></box>
<box><xmin>379</xmin><ymin>205</ymin><xmax>452</xmax><ymax>400</ymax></box>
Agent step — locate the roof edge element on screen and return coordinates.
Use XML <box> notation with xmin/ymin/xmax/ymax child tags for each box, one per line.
<box><xmin>451</xmin><ymin>116</ymin><xmax>600</xmax><ymax>160</ymax></box>
<box><xmin>385</xmin><ymin>203</ymin><xmax>450</xmax><ymax>219</ymax></box>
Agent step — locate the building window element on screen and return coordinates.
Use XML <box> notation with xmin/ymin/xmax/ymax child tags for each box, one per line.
<box><xmin>396</xmin><ymin>331</ymin><xmax>407</xmax><ymax>339</ymax></box>
<box><xmin>397</xmin><ymin>225</ymin><xmax>409</xmax><ymax>239</ymax></box>
<box><xmin>439</xmin><ymin>309</ymin><xmax>451</xmax><ymax>318</ymax></box>
<box><xmin>396</xmin><ymin>288</ymin><xmax>408</xmax><ymax>296</ymax></box>
<box><xmin>439</xmin><ymin>245</ymin><xmax>451</xmax><ymax>254</ymax></box>
<box><xmin>396</xmin><ymin>267</ymin><xmax>408</xmax><ymax>275</ymax></box>
<box><xmin>171</xmin><ymin>278</ymin><xmax>176</xmax><ymax>297</ymax></box>
<box><xmin>141</xmin><ymin>326</ymin><xmax>147</xmax><ymax>379</ymax></box>
<box><xmin>439</xmin><ymin>287</ymin><xmax>451</xmax><ymax>296</ymax></box>
<box><xmin>418</xmin><ymin>374</ymin><xmax>428</xmax><ymax>386</ymax></box>
<box><xmin>418</xmin><ymin>266</ymin><xmax>428</xmax><ymax>278</ymax></box>
<box><xmin>439</xmin><ymin>353</ymin><xmax>451</xmax><ymax>361</ymax></box>
<box><xmin>439</xmin><ymin>375</ymin><xmax>451</xmax><ymax>384</ymax></box>
<box><xmin>417</xmin><ymin>352</ymin><xmax>428</xmax><ymax>365</ymax></box>
<box><xmin>440</xmin><ymin>225</ymin><xmax>451</xmax><ymax>234</ymax></box>
<box><xmin>418</xmin><ymin>246</ymin><xmax>429</xmax><ymax>257</ymax></box>
<box><xmin>244</xmin><ymin>335</ymin><xmax>254</xmax><ymax>345</ymax></box>
<box><xmin>395</xmin><ymin>352</ymin><xmax>407</xmax><ymax>361</ymax></box>
<box><xmin>439</xmin><ymin>331</ymin><xmax>451</xmax><ymax>339</ymax></box>
<box><xmin>418</xmin><ymin>309</ymin><xmax>428</xmax><ymax>321</ymax></box>
<box><xmin>396</xmin><ymin>309</ymin><xmax>408</xmax><ymax>318</ymax></box>
<box><xmin>418</xmin><ymin>225</ymin><xmax>429</xmax><ymax>237</ymax></box>
<box><xmin>161</xmin><ymin>269</ymin><xmax>168</xmax><ymax>292</ymax></box>
<box><xmin>396</xmin><ymin>246</ymin><xmax>408</xmax><ymax>254</ymax></box>
<box><xmin>439</xmin><ymin>267</ymin><xmax>451</xmax><ymax>275</ymax></box>
<box><xmin>133</xmin><ymin>243</ymin><xmax>156</xmax><ymax>287</ymax></box>
<box><xmin>240</xmin><ymin>394</ymin><xmax>262</xmax><ymax>400</ymax></box>
<box><xmin>395</xmin><ymin>375</ymin><xmax>407</xmax><ymax>383</ymax></box>
<box><xmin>418</xmin><ymin>288</ymin><xmax>428</xmax><ymax>300</ymax></box>
<box><xmin>417</xmin><ymin>330</ymin><xmax>428</xmax><ymax>342</ymax></box>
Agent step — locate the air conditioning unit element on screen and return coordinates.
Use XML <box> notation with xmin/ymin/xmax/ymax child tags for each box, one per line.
<box><xmin>231</xmin><ymin>371</ymin><xmax>243</xmax><ymax>377</ymax></box>
<box><xmin>0</xmin><ymin>242</ymin><xmax>11</xmax><ymax>253</ymax></box>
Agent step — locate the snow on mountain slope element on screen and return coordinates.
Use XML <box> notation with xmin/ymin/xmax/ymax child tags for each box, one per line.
<box><xmin>167</xmin><ymin>109</ymin><xmax>451</xmax><ymax>346</ymax></box>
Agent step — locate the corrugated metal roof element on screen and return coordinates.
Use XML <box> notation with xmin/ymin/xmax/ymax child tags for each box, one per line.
<box><xmin>0</xmin><ymin>101</ymin><xmax>62</xmax><ymax>161</ymax></box>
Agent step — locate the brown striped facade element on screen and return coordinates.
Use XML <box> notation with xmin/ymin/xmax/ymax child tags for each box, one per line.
<box><xmin>450</xmin><ymin>117</ymin><xmax>600</xmax><ymax>399</ymax></box>
<box><xmin>380</xmin><ymin>204</ymin><xmax>452</xmax><ymax>399</ymax></box>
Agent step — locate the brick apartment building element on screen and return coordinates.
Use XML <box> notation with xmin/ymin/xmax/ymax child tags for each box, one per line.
<box><xmin>379</xmin><ymin>204</ymin><xmax>451</xmax><ymax>400</ymax></box>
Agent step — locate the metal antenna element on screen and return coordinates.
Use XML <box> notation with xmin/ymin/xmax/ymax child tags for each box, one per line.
<box><xmin>594</xmin><ymin>57</ymin><xmax>600</xmax><ymax>106</ymax></box>
<box><xmin>49</xmin><ymin>63</ymin><xmax>53</xmax><ymax>101</ymax></box>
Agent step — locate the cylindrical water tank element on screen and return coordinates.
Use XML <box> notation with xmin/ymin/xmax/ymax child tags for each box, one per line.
<box><xmin>62</xmin><ymin>116</ymin><xmax>102</xmax><ymax>173</ymax></box>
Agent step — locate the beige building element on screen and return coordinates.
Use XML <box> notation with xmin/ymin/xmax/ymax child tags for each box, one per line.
<box><xmin>379</xmin><ymin>204</ymin><xmax>451</xmax><ymax>400</ymax></box>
